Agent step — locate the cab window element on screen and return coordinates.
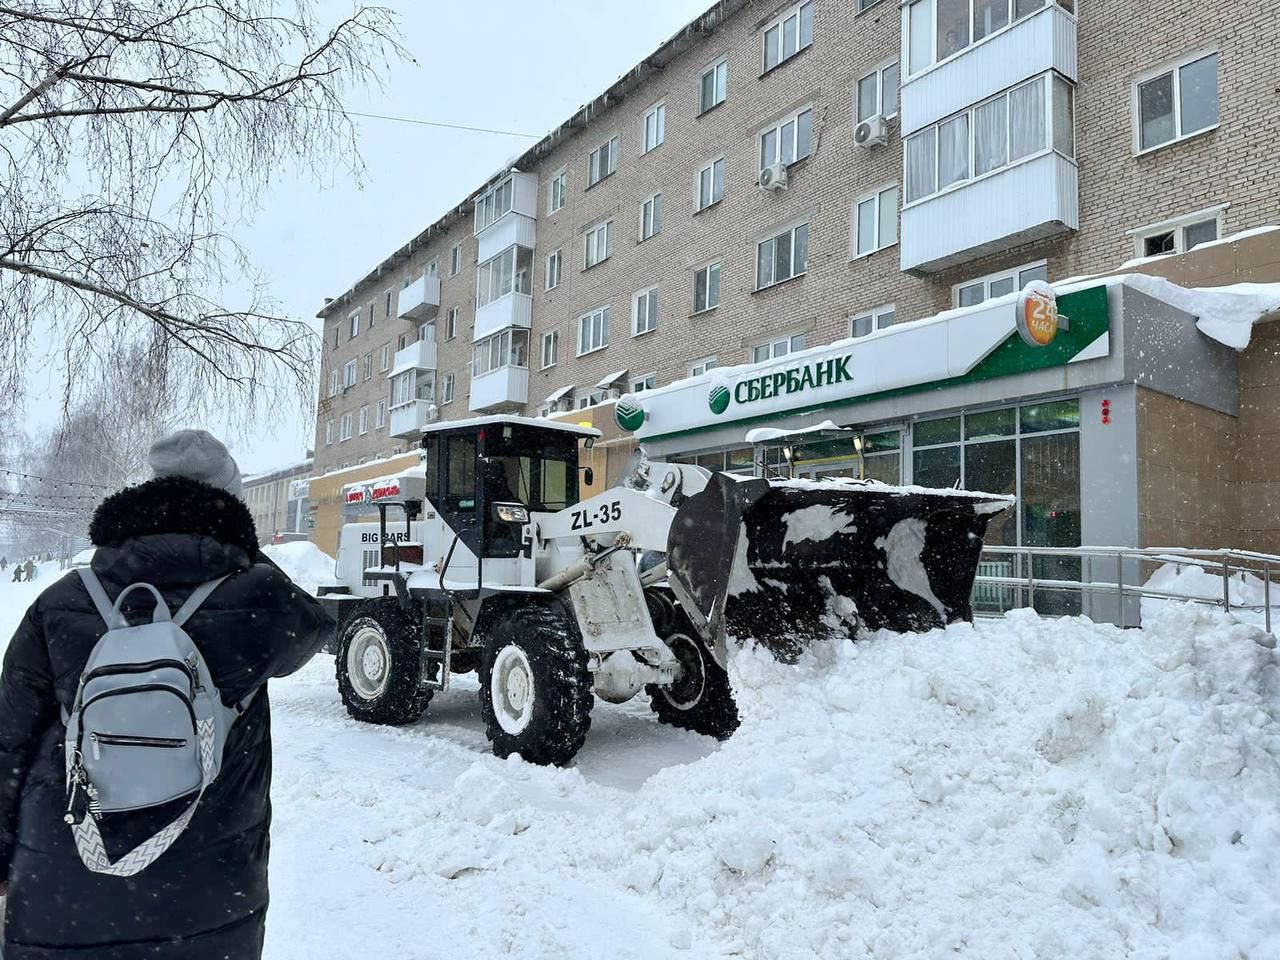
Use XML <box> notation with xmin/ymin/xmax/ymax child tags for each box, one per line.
<box><xmin>445</xmin><ymin>434</ymin><xmax>476</xmax><ymax>511</ymax></box>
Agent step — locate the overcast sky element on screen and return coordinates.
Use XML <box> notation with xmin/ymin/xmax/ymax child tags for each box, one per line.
<box><xmin>21</xmin><ymin>0</ymin><xmax>713</xmax><ymax>476</ymax></box>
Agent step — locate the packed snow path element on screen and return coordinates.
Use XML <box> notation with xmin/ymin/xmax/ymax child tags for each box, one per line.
<box><xmin>2</xmin><ymin>559</ymin><xmax>1278</xmax><ymax>959</ymax></box>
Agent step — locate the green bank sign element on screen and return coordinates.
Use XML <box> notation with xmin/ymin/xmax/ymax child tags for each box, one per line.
<box><xmin>709</xmin><ymin>354</ymin><xmax>854</xmax><ymax>416</ymax></box>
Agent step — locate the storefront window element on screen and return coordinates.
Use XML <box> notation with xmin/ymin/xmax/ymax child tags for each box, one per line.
<box><xmin>913</xmin><ymin>444</ymin><xmax>961</xmax><ymax>488</ymax></box>
<box><xmin>914</xmin><ymin>416</ymin><xmax>961</xmax><ymax>446</ymax></box>
<box><xmin>1020</xmin><ymin>398</ymin><xmax>1081</xmax><ymax>433</ymax></box>
<box><xmin>965</xmin><ymin>437</ymin><xmax>1017</xmax><ymax>545</ymax></box>
<box><xmin>965</xmin><ymin>407</ymin><xmax>1016</xmax><ymax>440</ymax></box>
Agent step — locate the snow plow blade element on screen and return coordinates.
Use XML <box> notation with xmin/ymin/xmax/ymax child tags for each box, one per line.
<box><xmin>665</xmin><ymin>473</ymin><xmax>1012</xmax><ymax>663</ymax></box>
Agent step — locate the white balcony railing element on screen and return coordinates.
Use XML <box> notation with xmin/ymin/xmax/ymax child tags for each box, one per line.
<box><xmin>397</xmin><ymin>274</ymin><xmax>441</xmax><ymax>322</ymax></box>
<box><xmin>473</xmin><ymin>291</ymin><xmax>533</xmax><ymax>343</ymax></box>
<box><xmin>388</xmin><ymin>338</ymin><xmax>437</xmax><ymax>376</ymax></box>
<box><xmin>468</xmin><ymin>365</ymin><xmax>529</xmax><ymax>412</ymax></box>
<box><xmin>389</xmin><ymin>398</ymin><xmax>437</xmax><ymax>438</ymax></box>
<box><xmin>900</xmin><ymin>2</ymin><xmax>1076</xmax><ymax>135</ymax></box>
<box><xmin>901</xmin><ymin>151</ymin><xmax>1078</xmax><ymax>274</ymax></box>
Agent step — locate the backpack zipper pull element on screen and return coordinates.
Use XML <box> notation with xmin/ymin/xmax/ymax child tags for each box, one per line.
<box><xmin>90</xmin><ymin>732</ymin><xmax>101</xmax><ymax>761</ymax></box>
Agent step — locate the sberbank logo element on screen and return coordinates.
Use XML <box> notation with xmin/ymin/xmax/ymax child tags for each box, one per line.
<box><xmin>614</xmin><ymin>394</ymin><xmax>646</xmax><ymax>431</ymax></box>
<box><xmin>708</xmin><ymin>355</ymin><xmax>853</xmax><ymax>416</ymax></box>
<box><xmin>707</xmin><ymin>379</ymin><xmax>731</xmax><ymax>416</ymax></box>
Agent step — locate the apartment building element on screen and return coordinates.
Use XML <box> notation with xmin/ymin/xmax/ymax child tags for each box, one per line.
<box><xmin>242</xmin><ymin>458</ymin><xmax>313</xmax><ymax>545</ymax></box>
<box><xmin>310</xmin><ymin>0</ymin><xmax>1280</xmax><ymax>554</ymax></box>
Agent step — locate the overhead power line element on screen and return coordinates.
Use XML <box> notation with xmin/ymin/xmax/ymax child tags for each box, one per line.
<box><xmin>335</xmin><ymin>107</ymin><xmax>541</xmax><ymax>140</ymax></box>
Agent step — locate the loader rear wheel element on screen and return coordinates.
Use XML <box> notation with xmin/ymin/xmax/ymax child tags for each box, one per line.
<box><xmin>337</xmin><ymin>602</ymin><xmax>432</xmax><ymax>726</ymax></box>
<box><xmin>479</xmin><ymin>603</ymin><xmax>593</xmax><ymax>766</ymax></box>
<box><xmin>648</xmin><ymin>629</ymin><xmax>739</xmax><ymax>741</ymax></box>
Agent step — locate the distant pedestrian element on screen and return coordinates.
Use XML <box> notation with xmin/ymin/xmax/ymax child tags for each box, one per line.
<box><xmin>24</xmin><ymin>559</ymin><xmax>34</xmax><ymax>581</ymax></box>
<box><xmin>0</xmin><ymin>429</ymin><xmax>332</xmax><ymax>959</ymax></box>
<box><xmin>9</xmin><ymin>565</ymin><xmax>19</xmax><ymax>583</ymax></box>
<box><xmin>1</xmin><ymin>556</ymin><xmax>7</xmax><ymax>572</ymax></box>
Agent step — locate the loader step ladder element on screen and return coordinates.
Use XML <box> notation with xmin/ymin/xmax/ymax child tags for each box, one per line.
<box><xmin>421</xmin><ymin>596</ymin><xmax>454</xmax><ymax>692</ymax></box>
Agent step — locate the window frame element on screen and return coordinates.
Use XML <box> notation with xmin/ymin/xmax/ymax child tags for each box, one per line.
<box><xmin>358</xmin><ymin>406</ymin><xmax>369</xmax><ymax>435</ymax></box>
<box><xmin>755</xmin><ymin>221</ymin><xmax>810</xmax><ymax>291</ymax></box>
<box><xmin>642</xmin><ymin>101</ymin><xmax>666</xmax><ymax>154</ymax></box>
<box><xmin>761</xmin><ymin>0</ymin><xmax>814</xmax><ymax>75</ymax></box>
<box><xmin>751</xmin><ymin>333</ymin><xmax>806</xmax><ymax>364</ymax></box>
<box><xmin>473</xmin><ymin>174</ymin><xmax>515</xmax><ymax>233</ymax></box>
<box><xmin>699</xmin><ymin>57</ymin><xmax>728</xmax><ymax>114</ymax></box>
<box><xmin>449</xmin><ymin>243</ymin><xmax>462</xmax><ymax>277</ymax></box>
<box><xmin>1129</xmin><ymin>204</ymin><xmax>1226</xmax><ymax>259</ymax></box>
<box><xmin>348</xmin><ymin>309</ymin><xmax>360</xmax><ymax>339</ymax></box>
<box><xmin>632</xmin><ymin>286</ymin><xmax>659</xmax><ymax>337</ymax></box>
<box><xmin>577</xmin><ymin>305</ymin><xmax>611</xmax><ymax>357</ymax></box>
<box><xmin>343</xmin><ymin>359</ymin><xmax>357</xmax><ymax>388</ymax></box>
<box><xmin>380</xmin><ymin>343</ymin><xmax>391</xmax><ymax>371</ymax></box>
<box><xmin>375</xmin><ymin>399</ymin><xmax>386</xmax><ymax>429</ymax></box>
<box><xmin>584</xmin><ymin>220</ymin><xmax>614</xmax><ymax>269</ymax></box>
<box><xmin>541</xmin><ymin>330</ymin><xmax>560</xmax><ymax>369</ymax></box>
<box><xmin>850</xmin><ymin>304</ymin><xmax>897</xmax><ymax>338</ymax></box>
<box><xmin>441</xmin><ymin>372</ymin><xmax>455</xmax><ymax>405</ymax></box>
<box><xmin>545</xmin><ymin>248</ymin><xmax>563</xmax><ymax>290</ymax></box>
<box><xmin>631</xmin><ymin>373</ymin><xmax>658</xmax><ymax>393</ymax></box>
<box><xmin>693</xmin><ymin>260</ymin><xmax>722</xmax><ymax>315</ymax></box>
<box><xmin>696</xmin><ymin>156</ymin><xmax>726</xmax><ymax>211</ymax></box>
<box><xmin>588</xmin><ymin>136</ymin><xmax>619</xmax><ymax>187</ymax></box>
<box><xmin>1132</xmin><ymin>49</ymin><xmax>1220</xmax><ymax>155</ymax></box>
<box><xmin>327</xmin><ymin>370</ymin><xmax>338</xmax><ymax>397</ymax></box>
<box><xmin>362</xmin><ymin>351</ymin><xmax>374</xmax><ymax>381</ymax></box>
<box><xmin>324</xmin><ymin>419</ymin><xmax>335</xmax><ymax>445</ymax></box>
<box><xmin>951</xmin><ymin>259</ymin><xmax>1048</xmax><ymax>307</ymax></box>
<box><xmin>688</xmin><ymin>356</ymin><xmax>719</xmax><ymax>377</ymax></box>
<box><xmin>856</xmin><ymin>59</ymin><xmax>900</xmax><ymax>123</ymax></box>
<box><xmin>758</xmin><ymin>105</ymin><xmax>814</xmax><ymax>173</ymax></box>
<box><xmin>639</xmin><ymin>192</ymin><xmax>662</xmax><ymax>241</ymax></box>
<box><xmin>905</xmin><ymin>0</ymin><xmax>1075</xmax><ymax>79</ymax></box>
<box><xmin>851</xmin><ymin>185</ymin><xmax>900</xmax><ymax>259</ymax></box>
<box><xmin>445</xmin><ymin>306</ymin><xmax>458</xmax><ymax>341</ymax></box>
<box><xmin>547</xmin><ymin>168</ymin><xmax>568</xmax><ymax>214</ymax></box>
<box><xmin>340</xmin><ymin>412</ymin><xmax>353</xmax><ymax>442</ymax></box>
<box><xmin>383</xmin><ymin>288</ymin><xmax>393</xmax><ymax>319</ymax></box>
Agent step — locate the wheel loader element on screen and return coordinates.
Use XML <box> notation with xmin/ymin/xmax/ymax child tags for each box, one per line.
<box><xmin>315</xmin><ymin>415</ymin><xmax>1011</xmax><ymax>766</ymax></box>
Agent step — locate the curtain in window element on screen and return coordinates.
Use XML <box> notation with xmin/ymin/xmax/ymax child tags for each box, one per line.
<box><xmin>905</xmin><ymin>127</ymin><xmax>936</xmax><ymax>201</ymax></box>
<box><xmin>908</xmin><ymin>0</ymin><xmax>933</xmax><ymax>74</ymax></box>
<box><xmin>938</xmin><ymin>114</ymin><xmax>970</xmax><ymax>188</ymax></box>
<box><xmin>1052</xmin><ymin>76</ymin><xmax>1074</xmax><ymax>156</ymax></box>
<box><xmin>1010</xmin><ymin>79</ymin><xmax>1046</xmax><ymax>161</ymax></box>
<box><xmin>973</xmin><ymin>95</ymin><xmax>1007</xmax><ymax>176</ymax></box>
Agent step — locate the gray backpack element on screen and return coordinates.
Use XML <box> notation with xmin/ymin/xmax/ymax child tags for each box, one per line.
<box><xmin>64</xmin><ymin>568</ymin><xmax>254</xmax><ymax>877</ymax></box>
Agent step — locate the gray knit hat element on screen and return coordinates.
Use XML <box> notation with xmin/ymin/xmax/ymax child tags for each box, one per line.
<box><xmin>148</xmin><ymin>429</ymin><xmax>243</xmax><ymax>498</ymax></box>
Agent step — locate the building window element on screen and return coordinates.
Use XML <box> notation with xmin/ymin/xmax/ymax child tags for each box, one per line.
<box><xmin>476</xmin><ymin>245</ymin><xmax>533</xmax><ymax>308</ymax></box>
<box><xmin>383</xmin><ymin>289</ymin><xmax>393</xmax><ymax>319</ymax></box>
<box><xmin>643</xmin><ymin>102</ymin><xmax>665</xmax><ymax>153</ymax></box>
<box><xmin>763</xmin><ymin>1</ymin><xmax>813</xmax><ymax>73</ymax></box>
<box><xmin>332</xmin><ymin>326</ymin><xmax>339</xmax><ymax>350</ymax></box>
<box><xmin>441</xmin><ymin>372</ymin><xmax>455</xmax><ymax>404</ymax></box>
<box><xmin>953</xmin><ymin>260</ymin><xmax>1047</xmax><ymax>307</ymax></box>
<box><xmin>639</xmin><ymin>193</ymin><xmax>662</xmax><ymax>241</ymax></box>
<box><xmin>340</xmin><ymin>412</ymin><xmax>353</xmax><ymax>441</ymax></box>
<box><xmin>376</xmin><ymin>400</ymin><xmax>386</xmax><ymax>428</ymax></box>
<box><xmin>362</xmin><ymin>352</ymin><xmax>373</xmax><ymax>381</ymax></box>
<box><xmin>446</xmin><ymin>307</ymin><xmax>459</xmax><ymax>341</ymax></box>
<box><xmin>850</xmin><ymin>304</ymin><xmax>896</xmax><ymax>338</ymax></box>
<box><xmin>757</xmin><ymin>222</ymin><xmax>809</xmax><ymax>289</ymax></box>
<box><xmin>358</xmin><ymin>407</ymin><xmax>369</xmax><ymax>435</ymax></box>
<box><xmin>631</xmin><ymin>373</ymin><xmax>657</xmax><ymax>393</ymax></box>
<box><xmin>588</xmin><ymin>136</ymin><xmax>619</xmax><ymax>186</ymax></box>
<box><xmin>694</xmin><ymin>261</ymin><xmax>721</xmax><ymax>313</ymax></box>
<box><xmin>548</xmin><ymin>169</ymin><xmax>568</xmax><ymax>213</ymax></box>
<box><xmin>541</xmin><ymin>330</ymin><xmax>559</xmax><ymax>369</ymax></box>
<box><xmin>853</xmin><ymin>186</ymin><xmax>899</xmax><ymax>257</ymax></box>
<box><xmin>472</xmin><ymin>329</ymin><xmax>530</xmax><ymax>377</ymax></box>
<box><xmin>449</xmin><ymin>243</ymin><xmax>462</xmax><ymax>277</ymax></box>
<box><xmin>905</xmin><ymin>73</ymin><xmax>1073</xmax><ymax>204</ymax></box>
<box><xmin>760</xmin><ymin>107</ymin><xmax>813</xmax><ymax>174</ymax></box>
<box><xmin>543</xmin><ymin>249</ymin><xmax>563</xmax><ymax>291</ymax></box>
<box><xmin>1136</xmin><ymin>52</ymin><xmax>1219</xmax><ymax>153</ymax></box>
<box><xmin>349</xmin><ymin>310</ymin><xmax>360</xmax><ymax>339</ymax></box>
<box><xmin>907</xmin><ymin>0</ymin><xmax>1071</xmax><ymax>76</ymax></box>
<box><xmin>697</xmin><ymin>158</ymin><xmax>725</xmax><ymax>210</ymax></box>
<box><xmin>327</xmin><ymin>370</ymin><xmax>338</xmax><ymax>397</ymax></box>
<box><xmin>857</xmin><ymin>61</ymin><xmax>899</xmax><ymax>122</ymax></box>
<box><xmin>367</xmin><ymin>300</ymin><xmax>376</xmax><ymax>330</ymax></box>
<box><xmin>633</xmin><ymin>287</ymin><xmax>658</xmax><ymax>336</ymax></box>
<box><xmin>700</xmin><ymin>58</ymin><xmax>728</xmax><ymax>113</ymax></box>
<box><xmin>343</xmin><ymin>359</ymin><xmax>357</xmax><ymax>388</ymax></box>
<box><xmin>324</xmin><ymin>419</ymin><xmax>334</xmax><ymax>445</ymax></box>
<box><xmin>753</xmin><ymin>334</ymin><xmax>805</xmax><ymax>363</ymax></box>
<box><xmin>584</xmin><ymin>220</ymin><xmax>613</xmax><ymax>269</ymax></box>
<box><xmin>688</xmin><ymin>356</ymin><xmax>718</xmax><ymax>377</ymax></box>
<box><xmin>1132</xmin><ymin>207</ymin><xmax>1223</xmax><ymax>258</ymax></box>
<box><xmin>474</xmin><ymin>175</ymin><xmax>514</xmax><ymax>232</ymax></box>
<box><xmin>380</xmin><ymin>343</ymin><xmax>391</xmax><ymax>371</ymax></box>
<box><xmin>578</xmin><ymin>306</ymin><xmax>610</xmax><ymax>356</ymax></box>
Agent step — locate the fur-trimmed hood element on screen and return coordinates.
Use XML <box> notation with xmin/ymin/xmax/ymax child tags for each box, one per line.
<box><xmin>89</xmin><ymin>475</ymin><xmax>259</xmax><ymax>556</ymax></box>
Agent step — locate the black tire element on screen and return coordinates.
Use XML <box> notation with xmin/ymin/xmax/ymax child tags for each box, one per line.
<box><xmin>478</xmin><ymin>602</ymin><xmax>593</xmax><ymax>766</ymax></box>
<box><xmin>336</xmin><ymin>600</ymin><xmax>432</xmax><ymax>726</ymax></box>
<box><xmin>647</xmin><ymin>621</ymin><xmax>739</xmax><ymax>741</ymax></box>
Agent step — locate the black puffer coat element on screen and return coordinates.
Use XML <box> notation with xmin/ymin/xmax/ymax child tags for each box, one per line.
<box><xmin>0</xmin><ymin>476</ymin><xmax>333</xmax><ymax>959</ymax></box>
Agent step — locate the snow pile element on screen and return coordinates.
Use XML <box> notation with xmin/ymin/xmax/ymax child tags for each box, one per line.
<box><xmin>263</xmin><ymin>540</ymin><xmax>334</xmax><ymax>596</ymax></box>
<box><xmin>1143</xmin><ymin>560</ymin><xmax>1278</xmax><ymax>635</ymax></box>
<box><xmin>1121</xmin><ymin>274</ymin><xmax>1280</xmax><ymax>351</ymax></box>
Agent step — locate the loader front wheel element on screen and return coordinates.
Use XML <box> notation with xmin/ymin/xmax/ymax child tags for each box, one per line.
<box><xmin>479</xmin><ymin>603</ymin><xmax>593</xmax><ymax>766</ymax></box>
<box><xmin>337</xmin><ymin>602</ymin><xmax>432</xmax><ymax>726</ymax></box>
<box><xmin>648</xmin><ymin>630</ymin><xmax>739</xmax><ymax>740</ymax></box>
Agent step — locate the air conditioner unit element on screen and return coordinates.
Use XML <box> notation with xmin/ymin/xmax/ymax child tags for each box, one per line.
<box><xmin>757</xmin><ymin>162</ymin><xmax>789</xmax><ymax>192</ymax></box>
<box><xmin>854</xmin><ymin>115</ymin><xmax>888</xmax><ymax>149</ymax></box>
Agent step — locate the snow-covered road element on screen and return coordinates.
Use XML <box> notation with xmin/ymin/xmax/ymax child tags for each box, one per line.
<box><xmin>3</xmin><ymin>557</ymin><xmax>1279</xmax><ymax>959</ymax></box>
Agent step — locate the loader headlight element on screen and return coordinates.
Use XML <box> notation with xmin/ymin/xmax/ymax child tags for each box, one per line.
<box><xmin>494</xmin><ymin>503</ymin><xmax>529</xmax><ymax>523</ymax></box>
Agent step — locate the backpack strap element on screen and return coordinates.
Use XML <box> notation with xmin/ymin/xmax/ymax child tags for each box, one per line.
<box><xmin>77</xmin><ymin>568</ymin><xmax>126</xmax><ymax>630</ymax></box>
<box><xmin>172</xmin><ymin>575</ymin><xmax>231</xmax><ymax>628</ymax></box>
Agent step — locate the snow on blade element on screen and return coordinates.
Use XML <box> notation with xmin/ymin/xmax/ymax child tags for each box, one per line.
<box><xmin>262</xmin><ymin>541</ymin><xmax>336</xmax><ymax>598</ymax></box>
<box><xmin>780</xmin><ymin>503</ymin><xmax>857</xmax><ymax>551</ymax></box>
<box><xmin>725</xmin><ymin>524</ymin><xmax>760</xmax><ymax>597</ymax></box>
<box><xmin>874</xmin><ymin>516</ymin><xmax>947</xmax><ymax>617</ymax></box>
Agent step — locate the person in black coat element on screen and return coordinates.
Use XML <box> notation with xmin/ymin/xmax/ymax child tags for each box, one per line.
<box><xmin>0</xmin><ymin>430</ymin><xmax>333</xmax><ymax>959</ymax></box>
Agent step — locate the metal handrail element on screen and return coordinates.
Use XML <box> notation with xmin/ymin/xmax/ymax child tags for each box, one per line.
<box><xmin>972</xmin><ymin>544</ymin><xmax>1278</xmax><ymax>633</ymax></box>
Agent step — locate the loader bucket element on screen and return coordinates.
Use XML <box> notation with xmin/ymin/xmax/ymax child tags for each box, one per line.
<box><xmin>666</xmin><ymin>473</ymin><xmax>1012</xmax><ymax>662</ymax></box>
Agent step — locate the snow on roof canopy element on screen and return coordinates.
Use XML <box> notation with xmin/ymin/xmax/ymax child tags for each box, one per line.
<box><xmin>1108</xmin><ymin>274</ymin><xmax>1280</xmax><ymax>351</ymax></box>
<box><xmin>545</xmin><ymin>384</ymin><xmax>575</xmax><ymax>404</ymax></box>
<box><xmin>595</xmin><ymin>370</ymin><xmax>628</xmax><ymax>390</ymax></box>
<box><xmin>744</xmin><ymin>421</ymin><xmax>852</xmax><ymax>444</ymax></box>
<box><xmin>418</xmin><ymin>414</ymin><xmax>601</xmax><ymax>439</ymax></box>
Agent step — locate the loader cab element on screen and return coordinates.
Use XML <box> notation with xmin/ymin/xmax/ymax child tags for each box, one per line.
<box><xmin>420</xmin><ymin>416</ymin><xmax>600</xmax><ymax>561</ymax></box>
